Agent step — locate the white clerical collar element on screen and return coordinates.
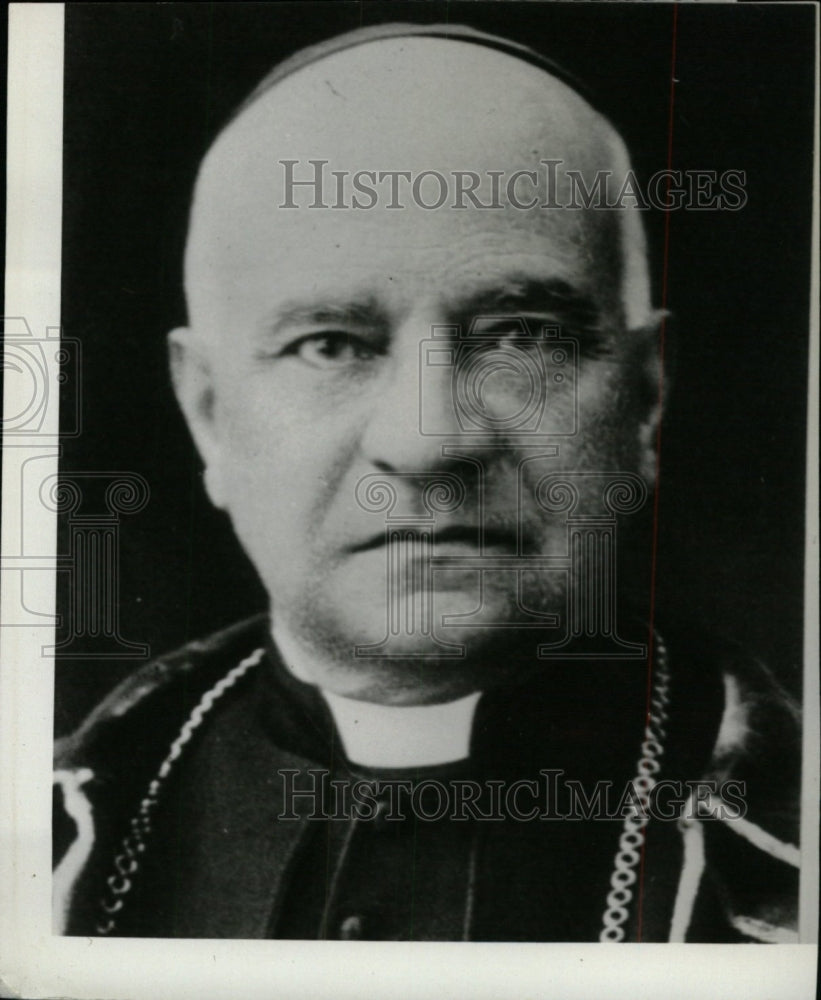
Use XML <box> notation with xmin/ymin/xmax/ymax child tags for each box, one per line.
<box><xmin>272</xmin><ymin>626</ymin><xmax>480</xmax><ymax>767</ymax></box>
<box><xmin>320</xmin><ymin>689</ymin><xmax>481</xmax><ymax>768</ymax></box>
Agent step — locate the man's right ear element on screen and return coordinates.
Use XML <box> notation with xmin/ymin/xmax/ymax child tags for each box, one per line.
<box><xmin>167</xmin><ymin>327</ymin><xmax>227</xmax><ymax>509</ymax></box>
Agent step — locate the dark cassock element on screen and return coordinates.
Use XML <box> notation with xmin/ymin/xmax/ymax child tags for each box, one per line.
<box><xmin>53</xmin><ymin>614</ymin><xmax>800</xmax><ymax>942</ymax></box>
<box><xmin>53</xmin><ymin>22</ymin><xmax>802</xmax><ymax>946</ymax></box>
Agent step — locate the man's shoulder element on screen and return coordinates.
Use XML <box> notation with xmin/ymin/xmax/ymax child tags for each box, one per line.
<box><xmin>55</xmin><ymin>615</ymin><xmax>801</xmax><ymax>791</ymax></box>
<box><xmin>659</xmin><ymin>621</ymin><xmax>801</xmax><ymax>826</ymax></box>
<box><xmin>55</xmin><ymin>614</ymin><xmax>271</xmax><ymax>774</ymax></box>
<box><xmin>682</xmin><ymin>628</ymin><xmax>802</xmax><ymax>941</ymax></box>
<box><xmin>52</xmin><ymin>616</ymin><xmax>803</xmax><ymax>940</ymax></box>
<box><xmin>53</xmin><ymin>614</ymin><xmax>274</xmax><ymax>934</ymax></box>
<box><xmin>662</xmin><ymin>623</ymin><xmax>801</xmax><ymax>778</ymax></box>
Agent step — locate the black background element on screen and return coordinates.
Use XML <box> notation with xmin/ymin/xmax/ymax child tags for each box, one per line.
<box><xmin>56</xmin><ymin>2</ymin><xmax>815</xmax><ymax>734</ymax></box>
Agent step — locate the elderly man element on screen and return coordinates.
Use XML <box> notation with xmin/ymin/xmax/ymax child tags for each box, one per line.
<box><xmin>53</xmin><ymin>24</ymin><xmax>800</xmax><ymax>942</ymax></box>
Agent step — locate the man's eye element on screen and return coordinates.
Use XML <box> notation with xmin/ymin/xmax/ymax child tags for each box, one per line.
<box><xmin>483</xmin><ymin>323</ymin><xmax>541</xmax><ymax>351</ymax></box>
<box><xmin>281</xmin><ymin>332</ymin><xmax>377</xmax><ymax>369</ymax></box>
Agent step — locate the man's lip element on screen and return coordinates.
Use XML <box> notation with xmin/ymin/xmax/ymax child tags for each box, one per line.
<box><xmin>347</xmin><ymin>525</ymin><xmax>520</xmax><ymax>554</ymax></box>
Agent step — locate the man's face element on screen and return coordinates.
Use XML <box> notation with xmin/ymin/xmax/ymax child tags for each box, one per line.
<box><xmin>175</xmin><ymin>39</ymin><xmax>657</xmax><ymax>703</ymax></box>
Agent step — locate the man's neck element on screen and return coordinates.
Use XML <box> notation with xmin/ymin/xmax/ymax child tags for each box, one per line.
<box><xmin>271</xmin><ymin>624</ymin><xmax>482</xmax><ymax>767</ymax></box>
<box><xmin>320</xmin><ymin>688</ymin><xmax>481</xmax><ymax>768</ymax></box>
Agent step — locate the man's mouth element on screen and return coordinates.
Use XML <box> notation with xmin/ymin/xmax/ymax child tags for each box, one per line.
<box><xmin>348</xmin><ymin>524</ymin><xmax>522</xmax><ymax>555</ymax></box>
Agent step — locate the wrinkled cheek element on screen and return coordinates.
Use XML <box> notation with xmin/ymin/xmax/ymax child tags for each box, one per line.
<box><xmin>573</xmin><ymin>377</ymin><xmax>642</xmax><ymax>470</ymax></box>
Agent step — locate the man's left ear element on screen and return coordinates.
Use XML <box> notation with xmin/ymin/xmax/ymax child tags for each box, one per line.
<box><xmin>633</xmin><ymin>310</ymin><xmax>673</xmax><ymax>487</ymax></box>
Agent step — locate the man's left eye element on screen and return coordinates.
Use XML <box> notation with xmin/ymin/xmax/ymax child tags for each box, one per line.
<box><xmin>282</xmin><ymin>332</ymin><xmax>378</xmax><ymax>369</ymax></box>
<box><xmin>483</xmin><ymin>322</ymin><xmax>542</xmax><ymax>352</ymax></box>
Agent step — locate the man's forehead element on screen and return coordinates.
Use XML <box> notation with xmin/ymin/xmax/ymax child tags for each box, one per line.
<box><xmin>197</xmin><ymin>37</ymin><xmax>618</xmax><ymax>197</ymax></box>
<box><xmin>184</xmin><ymin>33</ymin><xmax>648</xmax><ymax>332</ymax></box>
<box><xmin>186</xmin><ymin>37</ymin><xmax>616</xmax><ymax>260</ymax></box>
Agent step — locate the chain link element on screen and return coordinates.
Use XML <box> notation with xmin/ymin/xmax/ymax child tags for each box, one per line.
<box><xmin>95</xmin><ymin>646</ymin><xmax>265</xmax><ymax>935</ymax></box>
<box><xmin>599</xmin><ymin>630</ymin><xmax>670</xmax><ymax>942</ymax></box>
<box><xmin>93</xmin><ymin>635</ymin><xmax>669</xmax><ymax>939</ymax></box>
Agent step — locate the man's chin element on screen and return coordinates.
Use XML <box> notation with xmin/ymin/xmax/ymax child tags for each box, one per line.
<box><xmin>303</xmin><ymin>649</ymin><xmax>528</xmax><ymax>706</ymax></box>
<box><xmin>282</xmin><ymin>588</ymin><xmax>555</xmax><ymax>704</ymax></box>
<box><xmin>304</xmin><ymin>580</ymin><xmax>539</xmax><ymax>653</ymax></box>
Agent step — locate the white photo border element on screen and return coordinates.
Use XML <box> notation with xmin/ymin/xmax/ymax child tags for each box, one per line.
<box><xmin>1</xmin><ymin>3</ymin><xmax>818</xmax><ymax>998</ymax></box>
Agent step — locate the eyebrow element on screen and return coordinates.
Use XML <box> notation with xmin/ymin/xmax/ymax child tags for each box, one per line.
<box><xmin>259</xmin><ymin>277</ymin><xmax>604</xmax><ymax>340</ymax></box>
<box><xmin>453</xmin><ymin>277</ymin><xmax>603</xmax><ymax>332</ymax></box>
<box><xmin>260</xmin><ymin>297</ymin><xmax>388</xmax><ymax>339</ymax></box>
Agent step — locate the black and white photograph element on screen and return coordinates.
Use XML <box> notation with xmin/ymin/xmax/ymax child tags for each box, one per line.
<box><xmin>2</xmin><ymin>2</ymin><xmax>818</xmax><ymax>997</ymax></box>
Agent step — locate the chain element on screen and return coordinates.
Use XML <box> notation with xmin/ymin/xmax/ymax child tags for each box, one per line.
<box><xmin>95</xmin><ymin>646</ymin><xmax>266</xmax><ymax>935</ymax></box>
<box><xmin>94</xmin><ymin>636</ymin><xmax>670</xmax><ymax>939</ymax></box>
<box><xmin>599</xmin><ymin>629</ymin><xmax>671</xmax><ymax>943</ymax></box>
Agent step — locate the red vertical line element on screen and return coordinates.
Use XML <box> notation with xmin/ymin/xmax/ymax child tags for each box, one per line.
<box><xmin>637</xmin><ymin>0</ymin><xmax>679</xmax><ymax>943</ymax></box>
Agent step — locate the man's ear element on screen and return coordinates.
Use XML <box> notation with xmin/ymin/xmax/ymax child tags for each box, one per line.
<box><xmin>633</xmin><ymin>310</ymin><xmax>673</xmax><ymax>487</ymax></box>
<box><xmin>167</xmin><ymin>327</ymin><xmax>227</xmax><ymax>509</ymax></box>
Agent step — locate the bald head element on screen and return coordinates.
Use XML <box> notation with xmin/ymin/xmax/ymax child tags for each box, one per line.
<box><xmin>184</xmin><ymin>32</ymin><xmax>652</xmax><ymax>335</ymax></box>
<box><xmin>169</xmin><ymin>28</ymin><xmax>663</xmax><ymax>698</ymax></box>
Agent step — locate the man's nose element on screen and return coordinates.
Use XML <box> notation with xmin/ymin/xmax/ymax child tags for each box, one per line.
<box><xmin>359</xmin><ymin>321</ymin><xmax>466</xmax><ymax>473</ymax></box>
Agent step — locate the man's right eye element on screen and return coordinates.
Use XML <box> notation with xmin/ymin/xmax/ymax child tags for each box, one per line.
<box><xmin>278</xmin><ymin>332</ymin><xmax>378</xmax><ymax>369</ymax></box>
